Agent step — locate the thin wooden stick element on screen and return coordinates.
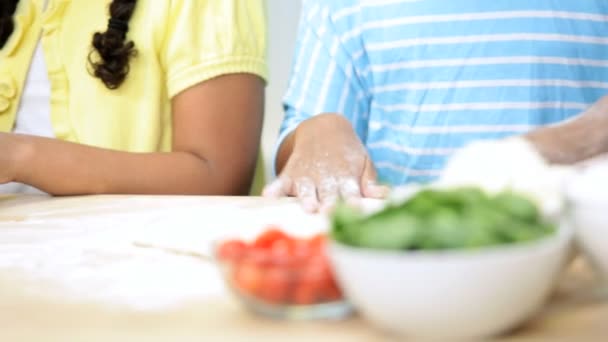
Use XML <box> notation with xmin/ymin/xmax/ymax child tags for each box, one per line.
<box><xmin>132</xmin><ymin>241</ymin><xmax>214</xmax><ymax>262</ymax></box>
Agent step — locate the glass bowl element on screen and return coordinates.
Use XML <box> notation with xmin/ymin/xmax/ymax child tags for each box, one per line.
<box><xmin>215</xmin><ymin>234</ymin><xmax>353</xmax><ymax>320</ymax></box>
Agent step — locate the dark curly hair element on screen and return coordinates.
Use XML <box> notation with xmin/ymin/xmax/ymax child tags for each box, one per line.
<box><xmin>0</xmin><ymin>0</ymin><xmax>138</xmax><ymax>90</ymax></box>
<box><xmin>0</xmin><ymin>0</ymin><xmax>19</xmax><ymax>48</ymax></box>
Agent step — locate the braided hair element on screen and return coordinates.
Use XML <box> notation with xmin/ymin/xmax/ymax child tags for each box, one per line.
<box><xmin>0</xmin><ymin>0</ymin><xmax>138</xmax><ymax>90</ymax></box>
<box><xmin>89</xmin><ymin>0</ymin><xmax>138</xmax><ymax>89</ymax></box>
<box><xmin>0</xmin><ymin>0</ymin><xmax>19</xmax><ymax>49</ymax></box>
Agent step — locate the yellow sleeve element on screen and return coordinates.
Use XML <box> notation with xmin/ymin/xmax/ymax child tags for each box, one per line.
<box><xmin>162</xmin><ymin>0</ymin><xmax>268</xmax><ymax>98</ymax></box>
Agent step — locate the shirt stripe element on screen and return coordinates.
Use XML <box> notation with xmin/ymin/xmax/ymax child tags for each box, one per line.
<box><xmin>367</xmin><ymin>34</ymin><xmax>608</xmax><ymax>52</ymax></box>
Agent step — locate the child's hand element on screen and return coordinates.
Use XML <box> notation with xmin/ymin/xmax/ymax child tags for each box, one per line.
<box><xmin>263</xmin><ymin>114</ymin><xmax>389</xmax><ymax>213</ymax></box>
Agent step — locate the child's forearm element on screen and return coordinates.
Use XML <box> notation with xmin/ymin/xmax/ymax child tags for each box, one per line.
<box><xmin>12</xmin><ymin>135</ymin><xmax>255</xmax><ymax>196</ymax></box>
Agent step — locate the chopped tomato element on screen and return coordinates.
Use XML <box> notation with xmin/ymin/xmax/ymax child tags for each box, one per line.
<box><xmin>308</xmin><ymin>234</ymin><xmax>327</xmax><ymax>251</ymax></box>
<box><xmin>292</xmin><ymin>280</ymin><xmax>320</xmax><ymax>305</ymax></box>
<box><xmin>244</xmin><ymin>248</ymin><xmax>272</xmax><ymax>268</ymax></box>
<box><xmin>291</xmin><ymin>261</ymin><xmax>325</xmax><ymax>305</ymax></box>
<box><xmin>223</xmin><ymin>228</ymin><xmax>342</xmax><ymax>307</ymax></box>
<box><xmin>259</xmin><ymin>267</ymin><xmax>291</xmax><ymax>304</ymax></box>
<box><xmin>253</xmin><ymin>228</ymin><xmax>290</xmax><ymax>249</ymax></box>
<box><xmin>290</xmin><ymin>239</ymin><xmax>311</xmax><ymax>264</ymax></box>
<box><xmin>321</xmin><ymin>279</ymin><xmax>343</xmax><ymax>302</ymax></box>
<box><xmin>270</xmin><ymin>237</ymin><xmax>294</xmax><ymax>254</ymax></box>
<box><xmin>234</xmin><ymin>261</ymin><xmax>264</xmax><ymax>297</ymax></box>
<box><xmin>217</xmin><ymin>240</ymin><xmax>248</xmax><ymax>261</ymax></box>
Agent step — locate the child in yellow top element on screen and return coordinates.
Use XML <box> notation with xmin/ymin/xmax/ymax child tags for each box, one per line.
<box><xmin>0</xmin><ymin>0</ymin><xmax>267</xmax><ymax>195</ymax></box>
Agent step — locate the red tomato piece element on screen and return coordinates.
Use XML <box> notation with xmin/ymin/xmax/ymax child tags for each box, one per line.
<box><xmin>290</xmin><ymin>238</ymin><xmax>312</xmax><ymax>263</ymax></box>
<box><xmin>292</xmin><ymin>281</ymin><xmax>320</xmax><ymax>305</ymax></box>
<box><xmin>269</xmin><ymin>238</ymin><xmax>296</xmax><ymax>266</ymax></box>
<box><xmin>217</xmin><ymin>240</ymin><xmax>248</xmax><ymax>261</ymax></box>
<box><xmin>233</xmin><ymin>262</ymin><xmax>264</xmax><ymax>297</ymax></box>
<box><xmin>308</xmin><ymin>234</ymin><xmax>327</xmax><ymax>251</ymax></box>
<box><xmin>306</xmin><ymin>255</ymin><xmax>329</xmax><ymax>275</ymax></box>
<box><xmin>270</xmin><ymin>237</ymin><xmax>294</xmax><ymax>255</ymax></box>
<box><xmin>290</xmin><ymin>261</ymin><xmax>327</xmax><ymax>305</ymax></box>
<box><xmin>259</xmin><ymin>267</ymin><xmax>291</xmax><ymax>304</ymax></box>
<box><xmin>244</xmin><ymin>248</ymin><xmax>272</xmax><ymax>268</ymax></box>
<box><xmin>253</xmin><ymin>228</ymin><xmax>290</xmax><ymax>249</ymax></box>
<box><xmin>320</xmin><ymin>279</ymin><xmax>343</xmax><ymax>302</ymax></box>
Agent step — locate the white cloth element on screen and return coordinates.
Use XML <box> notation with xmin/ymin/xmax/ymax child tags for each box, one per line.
<box><xmin>0</xmin><ymin>38</ymin><xmax>53</xmax><ymax>194</ymax></box>
<box><xmin>13</xmin><ymin>41</ymin><xmax>53</xmax><ymax>137</ymax></box>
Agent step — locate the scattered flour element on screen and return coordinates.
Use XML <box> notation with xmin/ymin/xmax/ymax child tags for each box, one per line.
<box><xmin>0</xmin><ymin>200</ymin><xmax>327</xmax><ymax>311</ymax></box>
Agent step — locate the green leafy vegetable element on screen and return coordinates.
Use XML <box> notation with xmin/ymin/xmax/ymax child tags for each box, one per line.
<box><xmin>331</xmin><ymin>187</ymin><xmax>556</xmax><ymax>251</ymax></box>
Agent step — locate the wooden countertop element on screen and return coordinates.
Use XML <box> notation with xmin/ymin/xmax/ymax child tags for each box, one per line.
<box><xmin>0</xmin><ymin>195</ymin><xmax>606</xmax><ymax>341</ymax></box>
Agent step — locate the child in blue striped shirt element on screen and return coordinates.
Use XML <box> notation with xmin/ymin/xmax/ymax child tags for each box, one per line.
<box><xmin>264</xmin><ymin>0</ymin><xmax>608</xmax><ymax>211</ymax></box>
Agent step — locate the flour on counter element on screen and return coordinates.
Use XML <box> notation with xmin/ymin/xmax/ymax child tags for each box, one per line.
<box><xmin>0</xmin><ymin>200</ymin><xmax>328</xmax><ymax>311</ymax></box>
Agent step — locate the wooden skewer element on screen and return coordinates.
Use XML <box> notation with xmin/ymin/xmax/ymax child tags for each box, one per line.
<box><xmin>132</xmin><ymin>241</ymin><xmax>215</xmax><ymax>262</ymax></box>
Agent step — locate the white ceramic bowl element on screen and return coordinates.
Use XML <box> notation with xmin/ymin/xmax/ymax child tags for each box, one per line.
<box><xmin>569</xmin><ymin>205</ymin><xmax>608</xmax><ymax>278</ymax></box>
<box><xmin>328</xmin><ymin>222</ymin><xmax>573</xmax><ymax>340</ymax></box>
<box><xmin>567</xmin><ymin>163</ymin><xmax>608</xmax><ymax>279</ymax></box>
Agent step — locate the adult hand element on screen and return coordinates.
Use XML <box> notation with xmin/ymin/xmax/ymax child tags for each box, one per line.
<box><xmin>263</xmin><ymin>114</ymin><xmax>389</xmax><ymax>212</ymax></box>
<box><xmin>525</xmin><ymin>95</ymin><xmax>608</xmax><ymax>164</ymax></box>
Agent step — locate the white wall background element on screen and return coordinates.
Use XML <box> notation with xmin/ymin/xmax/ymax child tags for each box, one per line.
<box><xmin>262</xmin><ymin>0</ymin><xmax>302</xmax><ymax>179</ymax></box>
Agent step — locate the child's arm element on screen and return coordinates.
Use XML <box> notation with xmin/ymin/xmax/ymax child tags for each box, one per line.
<box><xmin>2</xmin><ymin>74</ymin><xmax>264</xmax><ymax>196</ymax></box>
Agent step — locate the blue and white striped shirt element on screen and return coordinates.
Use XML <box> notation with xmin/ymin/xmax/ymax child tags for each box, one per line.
<box><xmin>278</xmin><ymin>0</ymin><xmax>608</xmax><ymax>186</ymax></box>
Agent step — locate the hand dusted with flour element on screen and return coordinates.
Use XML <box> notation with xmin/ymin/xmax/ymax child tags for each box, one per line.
<box><xmin>264</xmin><ymin>114</ymin><xmax>388</xmax><ymax>212</ymax></box>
